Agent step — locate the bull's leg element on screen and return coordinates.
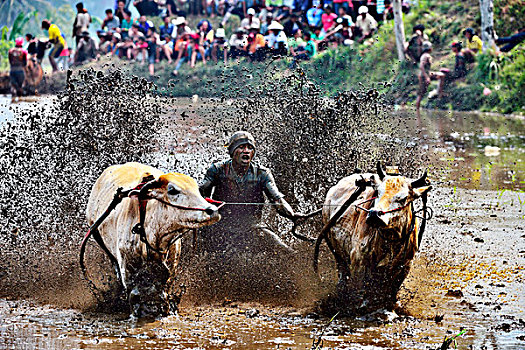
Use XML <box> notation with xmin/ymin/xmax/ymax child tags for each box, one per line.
<box><xmin>91</xmin><ymin>230</ymin><xmax>126</xmax><ymax>293</ymax></box>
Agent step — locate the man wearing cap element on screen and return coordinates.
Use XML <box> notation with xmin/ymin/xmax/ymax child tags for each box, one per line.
<box><xmin>241</xmin><ymin>8</ymin><xmax>261</xmax><ymax>31</ymax></box>
<box><xmin>355</xmin><ymin>5</ymin><xmax>377</xmax><ymax>41</ymax></box>
<box><xmin>8</xmin><ymin>38</ymin><xmax>28</xmax><ymax>99</ymax></box>
<box><xmin>229</xmin><ymin>27</ymin><xmax>248</xmax><ymax>59</ymax></box>
<box><xmin>200</xmin><ymin>131</ymin><xmax>305</xmax><ymax>251</ymax></box>
<box><xmin>211</xmin><ymin>28</ymin><xmax>229</xmax><ymax>63</ymax></box>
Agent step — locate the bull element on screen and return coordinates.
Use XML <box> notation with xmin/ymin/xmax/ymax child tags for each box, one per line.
<box><xmin>84</xmin><ymin>162</ymin><xmax>220</xmax><ymax>317</ymax></box>
<box><xmin>316</xmin><ymin>162</ymin><xmax>431</xmax><ymax>313</ymax></box>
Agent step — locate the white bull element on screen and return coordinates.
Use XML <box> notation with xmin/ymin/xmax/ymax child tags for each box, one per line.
<box><xmin>85</xmin><ymin>162</ymin><xmax>220</xmax><ymax>316</ymax></box>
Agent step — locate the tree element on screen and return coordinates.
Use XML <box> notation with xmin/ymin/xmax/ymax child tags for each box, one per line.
<box><xmin>392</xmin><ymin>0</ymin><xmax>406</xmax><ymax>61</ymax></box>
<box><xmin>480</xmin><ymin>0</ymin><xmax>497</xmax><ymax>52</ymax></box>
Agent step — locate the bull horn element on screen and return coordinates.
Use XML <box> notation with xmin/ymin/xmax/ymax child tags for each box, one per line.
<box><xmin>138</xmin><ymin>179</ymin><xmax>159</xmax><ymax>199</ymax></box>
<box><xmin>376</xmin><ymin>161</ymin><xmax>385</xmax><ymax>180</ymax></box>
<box><xmin>411</xmin><ymin>170</ymin><xmax>428</xmax><ymax>188</ymax></box>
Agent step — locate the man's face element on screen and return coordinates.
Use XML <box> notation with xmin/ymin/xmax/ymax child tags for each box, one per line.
<box><xmin>140</xmin><ymin>16</ymin><xmax>146</xmax><ymax>23</ymax></box>
<box><xmin>232</xmin><ymin>144</ymin><xmax>255</xmax><ymax>167</ymax></box>
<box><xmin>118</xmin><ymin>1</ymin><xmax>125</xmax><ymax>9</ymax></box>
<box><xmin>107</xmin><ymin>12</ymin><xmax>113</xmax><ymax>19</ymax></box>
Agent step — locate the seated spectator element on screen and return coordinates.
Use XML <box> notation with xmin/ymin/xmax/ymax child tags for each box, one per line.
<box><xmin>108</xmin><ymin>32</ymin><xmax>122</xmax><ymax>56</ymax></box>
<box><xmin>463</xmin><ymin>27</ymin><xmax>482</xmax><ymax>55</ymax></box>
<box><xmin>333</xmin><ymin>0</ymin><xmax>353</xmax><ymax>19</ymax></box>
<box><xmin>172</xmin><ymin>33</ymin><xmax>191</xmax><ymax>75</ymax></box>
<box><xmin>288</xmin><ymin>28</ymin><xmax>305</xmax><ymax>56</ymax></box>
<box><xmin>261</xmin><ymin>12</ymin><xmax>274</xmax><ymax>35</ymax></box>
<box><xmin>133</xmin><ymin>36</ymin><xmax>149</xmax><ymax>64</ymax></box>
<box><xmin>197</xmin><ymin>20</ymin><xmax>215</xmax><ymax>58</ymax></box>
<box><xmin>97</xmin><ymin>30</ymin><xmax>113</xmax><ymax>55</ymax></box>
<box><xmin>160</xmin><ymin>15</ymin><xmax>175</xmax><ymax>38</ymax></box>
<box><xmin>496</xmin><ymin>27</ymin><xmax>525</xmax><ymax>53</ymax></box>
<box><xmin>118</xmin><ymin>36</ymin><xmax>135</xmax><ymax>60</ymax></box>
<box><xmin>129</xmin><ymin>24</ymin><xmax>145</xmax><ymax>42</ymax></box>
<box><xmin>310</xmin><ymin>26</ymin><xmax>327</xmax><ymax>50</ymax></box>
<box><xmin>321</xmin><ymin>5</ymin><xmax>338</xmax><ymax>33</ymax></box>
<box><xmin>337</xmin><ymin>6</ymin><xmax>354</xmax><ymax>26</ymax></box>
<box><xmin>229</xmin><ymin>27</ymin><xmax>249</xmax><ymax>59</ymax></box>
<box><xmin>189</xmin><ymin>33</ymin><xmax>207</xmax><ymax>68</ymax></box>
<box><xmin>74</xmin><ymin>31</ymin><xmax>97</xmax><ymax>65</ymax></box>
<box><xmin>241</xmin><ymin>8</ymin><xmax>261</xmax><ymax>31</ymax></box>
<box><xmin>416</xmin><ymin>41</ymin><xmax>445</xmax><ymax>109</ymax></box>
<box><xmin>265</xmin><ymin>21</ymin><xmax>288</xmax><ymax>56</ymax></box>
<box><xmin>354</xmin><ymin>5</ymin><xmax>377</xmax><ymax>42</ymax></box>
<box><xmin>246</xmin><ymin>22</ymin><xmax>266</xmax><ymax>61</ymax></box>
<box><xmin>118</xmin><ymin>9</ymin><xmax>133</xmax><ymax>39</ymax></box>
<box><xmin>135</xmin><ymin>16</ymin><xmax>152</xmax><ymax>35</ymax></box>
<box><xmin>102</xmin><ymin>9</ymin><xmax>120</xmax><ymax>32</ymax></box>
<box><xmin>133</xmin><ymin>0</ymin><xmax>160</xmax><ymax>16</ymax></box>
<box><xmin>306</xmin><ymin>2</ymin><xmax>324</xmax><ymax>28</ymax></box>
<box><xmin>325</xmin><ymin>17</ymin><xmax>353</xmax><ymax>46</ymax></box>
<box><xmin>283</xmin><ymin>13</ymin><xmax>303</xmax><ymax>37</ymax></box>
<box><xmin>290</xmin><ymin>30</ymin><xmax>316</xmax><ymax>67</ymax></box>
<box><xmin>405</xmin><ymin>24</ymin><xmax>428</xmax><ymax>64</ymax></box>
<box><xmin>211</xmin><ymin>28</ymin><xmax>229</xmax><ymax>63</ymax></box>
<box><xmin>157</xmin><ymin>34</ymin><xmax>174</xmax><ymax>63</ymax></box>
<box><xmin>276</xmin><ymin>0</ymin><xmax>294</xmax><ymax>22</ymax></box>
<box><xmin>171</xmin><ymin>17</ymin><xmax>191</xmax><ymax>39</ymax></box>
<box><xmin>446</xmin><ymin>41</ymin><xmax>468</xmax><ymax>81</ymax></box>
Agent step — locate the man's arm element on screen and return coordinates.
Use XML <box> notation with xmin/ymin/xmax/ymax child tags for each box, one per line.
<box><xmin>262</xmin><ymin>170</ymin><xmax>305</xmax><ymax>220</ymax></box>
<box><xmin>199</xmin><ymin>163</ymin><xmax>219</xmax><ymax>197</ymax></box>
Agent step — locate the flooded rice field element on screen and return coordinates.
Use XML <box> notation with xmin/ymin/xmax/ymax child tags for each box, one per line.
<box><xmin>0</xmin><ymin>75</ymin><xmax>524</xmax><ymax>350</ymax></box>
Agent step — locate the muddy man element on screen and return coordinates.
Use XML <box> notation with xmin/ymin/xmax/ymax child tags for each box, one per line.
<box><xmin>200</xmin><ymin>131</ymin><xmax>306</xmax><ymax>254</ymax></box>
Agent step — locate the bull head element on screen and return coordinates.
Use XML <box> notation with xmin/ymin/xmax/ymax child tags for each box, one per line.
<box><xmin>366</xmin><ymin>163</ymin><xmax>431</xmax><ymax>233</ymax></box>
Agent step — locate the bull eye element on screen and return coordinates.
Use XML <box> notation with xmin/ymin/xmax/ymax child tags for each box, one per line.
<box><xmin>167</xmin><ymin>185</ymin><xmax>180</xmax><ymax>196</ymax></box>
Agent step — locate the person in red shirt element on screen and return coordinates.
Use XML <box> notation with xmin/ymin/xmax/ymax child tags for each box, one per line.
<box><xmin>321</xmin><ymin>5</ymin><xmax>338</xmax><ymax>33</ymax></box>
<box><xmin>8</xmin><ymin>37</ymin><xmax>28</xmax><ymax>99</ymax></box>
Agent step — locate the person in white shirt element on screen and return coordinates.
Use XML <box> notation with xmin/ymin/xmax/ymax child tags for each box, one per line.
<box><xmin>355</xmin><ymin>6</ymin><xmax>377</xmax><ymax>42</ymax></box>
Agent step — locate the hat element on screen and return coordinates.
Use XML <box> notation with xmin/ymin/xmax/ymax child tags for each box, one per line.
<box><xmin>113</xmin><ymin>32</ymin><xmax>121</xmax><ymax>40</ymax></box>
<box><xmin>358</xmin><ymin>6</ymin><xmax>368</xmax><ymax>14</ymax></box>
<box><xmin>215</xmin><ymin>28</ymin><xmax>226</xmax><ymax>38</ymax></box>
<box><xmin>250</xmin><ymin>22</ymin><xmax>260</xmax><ymax>30</ymax></box>
<box><xmin>15</xmin><ymin>37</ymin><xmax>23</xmax><ymax>47</ymax></box>
<box><xmin>172</xmin><ymin>17</ymin><xmax>186</xmax><ymax>26</ymax></box>
<box><xmin>247</xmin><ymin>8</ymin><xmax>255</xmax><ymax>16</ymax></box>
<box><xmin>451</xmin><ymin>41</ymin><xmax>462</xmax><ymax>48</ymax></box>
<box><xmin>227</xmin><ymin>131</ymin><xmax>256</xmax><ymax>156</ymax></box>
<box><xmin>422</xmin><ymin>41</ymin><xmax>432</xmax><ymax>51</ymax></box>
<box><xmin>267</xmin><ymin>21</ymin><xmax>284</xmax><ymax>31</ymax></box>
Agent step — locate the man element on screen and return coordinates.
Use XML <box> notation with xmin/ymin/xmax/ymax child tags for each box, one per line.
<box><xmin>246</xmin><ymin>22</ymin><xmax>266</xmax><ymax>61</ymax></box>
<box><xmin>306</xmin><ymin>1</ymin><xmax>324</xmax><ymax>28</ymax></box>
<box><xmin>405</xmin><ymin>24</ymin><xmax>428</xmax><ymax>64</ymax></box>
<box><xmin>74</xmin><ymin>31</ymin><xmax>97</xmax><ymax>65</ymax></box>
<box><xmin>8</xmin><ymin>37</ymin><xmax>28</xmax><ymax>99</ymax></box>
<box><xmin>198</xmin><ymin>131</ymin><xmax>306</xmax><ymax>300</ymax></box>
<box><xmin>283</xmin><ymin>13</ymin><xmax>303</xmax><ymax>37</ymax></box>
<box><xmin>102</xmin><ymin>9</ymin><xmax>120</xmax><ymax>32</ymax></box>
<box><xmin>200</xmin><ymin>131</ymin><xmax>305</xmax><ymax>246</ymax></box>
<box><xmin>118</xmin><ymin>9</ymin><xmax>134</xmax><ymax>39</ymax></box>
<box><xmin>415</xmin><ymin>41</ymin><xmax>445</xmax><ymax>109</ymax></box>
<box><xmin>72</xmin><ymin>2</ymin><xmax>91</xmax><ymax>48</ymax></box>
<box><xmin>211</xmin><ymin>28</ymin><xmax>229</xmax><ymax>64</ymax></box>
<box><xmin>229</xmin><ymin>27</ymin><xmax>248</xmax><ymax>59</ymax></box>
<box><xmin>355</xmin><ymin>6</ymin><xmax>377</xmax><ymax>41</ymax></box>
<box><xmin>241</xmin><ymin>8</ymin><xmax>261</xmax><ymax>31</ymax></box>
<box><xmin>41</xmin><ymin>19</ymin><xmax>65</xmax><ymax>73</ymax></box>
<box><xmin>159</xmin><ymin>15</ymin><xmax>175</xmax><ymax>38</ymax></box>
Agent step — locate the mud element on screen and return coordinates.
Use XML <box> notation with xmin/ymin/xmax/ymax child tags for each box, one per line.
<box><xmin>0</xmin><ymin>68</ymin><xmax>524</xmax><ymax>348</ymax></box>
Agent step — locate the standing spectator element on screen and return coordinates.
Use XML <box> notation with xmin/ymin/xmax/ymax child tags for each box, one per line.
<box><xmin>8</xmin><ymin>37</ymin><xmax>27</xmax><ymax>98</ymax></box>
<box><xmin>229</xmin><ymin>27</ymin><xmax>249</xmax><ymax>59</ymax></box>
<box><xmin>133</xmin><ymin>0</ymin><xmax>160</xmax><ymax>16</ymax></box>
<box><xmin>145</xmin><ymin>27</ymin><xmax>159</xmax><ymax>75</ymax></box>
<box><xmin>266</xmin><ymin>0</ymin><xmax>284</xmax><ymax>17</ymax></box>
<box><xmin>405</xmin><ymin>24</ymin><xmax>428</xmax><ymax>64</ymax></box>
<box><xmin>283</xmin><ymin>13</ymin><xmax>303</xmax><ymax>37</ymax></box>
<box><xmin>415</xmin><ymin>41</ymin><xmax>445</xmax><ymax>109</ymax></box>
<box><xmin>354</xmin><ymin>5</ymin><xmax>377</xmax><ymax>41</ymax></box>
<box><xmin>41</xmin><ymin>19</ymin><xmax>65</xmax><ymax>73</ymax></box>
<box><xmin>74</xmin><ymin>31</ymin><xmax>97</xmax><ymax>65</ymax></box>
<box><xmin>306</xmin><ymin>2</ymin><xmax>324</xmax><ymax>28</ymax></box>
<box><xmin>222</xmin><ymin>0</ymin><xmax>249</xmax><ymax>27</ymax></box>
<box><xmin>321</xmin><ymin>5</ymin><xmax>338</xmax><ymax>33</ymax></box>
<box><xmin>241</xmin><ymin>8</ymin><xmax>261</xmax><ymax>31</ymax></box>
<box><xmin>114</xmin><ymin>0</ymin><xmax>127</xmax><ymax>23</ymax></box>
<box><xmin>463</xmin><ymin>27</ymin><xmax>482</xmax><ymax>55</ymax></box>
<box><xmin>102</xmin><ymin>9</ymin><xmax>120</xmax><ymax>32</ymax></box>
<box><xmin>72</xmin><ymin>2</ymin><xmax>91</xmax><ymax>48</ymax></box>
<box><xmin>211</xmin><ymin>28</ymin><xmax>229</xmax><ymax>63</ymax></box>
<box><xmin>166</xmin><ymin>0</ymin><xmax>179</xmax><ymax>17</ymax></box>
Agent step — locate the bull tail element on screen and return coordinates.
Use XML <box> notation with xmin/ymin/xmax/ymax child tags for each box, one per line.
<box><xmin>313</xmin><ymin>229</ymin><xmax>324</xmax><ymax>275</ymax></box>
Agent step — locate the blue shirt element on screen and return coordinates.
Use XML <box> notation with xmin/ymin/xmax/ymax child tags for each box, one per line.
<box><xmin>306</xmin><ymin>7</ymin><xmax>324</xmax><ymax>27</ymax></box>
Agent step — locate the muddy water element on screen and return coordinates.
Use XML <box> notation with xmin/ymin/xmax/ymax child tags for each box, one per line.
<box><xmin>0</xmin><ymin>95</ymin><xmax>524</xmax><ymax>349</ymax></box>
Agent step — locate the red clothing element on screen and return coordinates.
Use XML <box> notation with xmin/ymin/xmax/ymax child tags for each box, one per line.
<box><xmin>8</xmin><ymin>47</ymin><xmax>28</xmax><ymax>71</ymax></box>
<box><xmin>322</xmin><ymin>13</ymin><xmax>338</xmax><ymax>32</ymax></box>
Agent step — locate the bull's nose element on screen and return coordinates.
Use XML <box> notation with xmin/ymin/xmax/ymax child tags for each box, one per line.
<box><xmin>366</xmin><ymin>210</ymin><xmax>386</xmax><ymax>227</ymax></box>
<box><xmin>205</xmin><ymin>206</ymin><xmax>217</xmax><ymax>216</ymax></box>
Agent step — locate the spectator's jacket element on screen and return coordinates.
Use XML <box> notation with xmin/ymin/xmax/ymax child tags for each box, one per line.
<box><xmin>355</xmin><ymin>13</ymin><xmax>377</xmax><ymax>35</ymax></box>
<box><xmin>8</xmin><ymin>47</ymin><xmax>27</xmax><ymax>71</ymax></box>
<box><xmin>102</xmin><ymin>16</ymin><xmax>120</xmax><ymax>32</ymax></box>
<box><xmin>160</xmin><ymin>23</ymin><xmax>175</xmax><ymax>37</ymax></box>
<box><xmin>467</xmin><ymin>35</ymin><xmax>482</xmax><ymax>52</ymax></box>
<box><xmin>73</xmin><ymin>12</ymin><xmax>91</xmax><ymax>37</ymax></box>
<box><xmin>48</xmin><ymin>24</ymin><xmax>66</xmax><ymax>47</ymax></box>
<box><xmin>306</xmin><ymin>7</ymin><xmax>324</xmax><ymax>27</ymax></box>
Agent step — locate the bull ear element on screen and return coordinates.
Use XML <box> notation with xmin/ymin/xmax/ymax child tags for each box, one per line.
<box><xmin>413</xmin><ymin>185</ymin><xmax>432</xmax><ymax>197</ymax></box>
<box><xmin>376</xmin><ymin>161</ymin><xmax>385</xmax><ymax>180</ymax></box>
<box><xmin>411</xmin><ymin>170</ymin><xmax>428</xmax><ymax>188</ymax></box>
